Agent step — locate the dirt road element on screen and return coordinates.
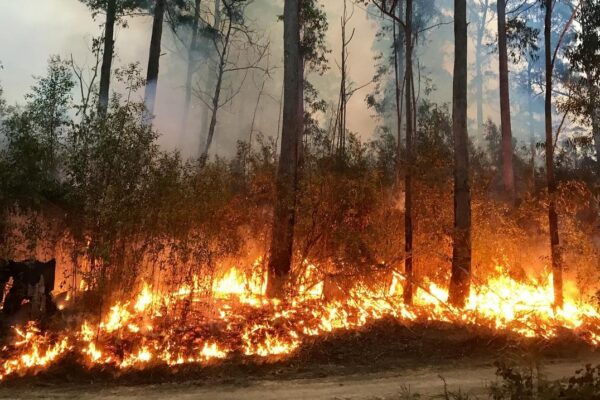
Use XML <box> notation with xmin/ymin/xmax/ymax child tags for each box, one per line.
<box><xmin>1</xmin><ymin>355</ymin><xmax>599</xmax><ymax>400</ymax></box>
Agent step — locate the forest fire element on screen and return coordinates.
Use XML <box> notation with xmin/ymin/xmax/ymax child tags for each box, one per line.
<box><xmin>1</xmin><ymin>260</ymin><xmax>599</xmax><ymax>381</ymax></box>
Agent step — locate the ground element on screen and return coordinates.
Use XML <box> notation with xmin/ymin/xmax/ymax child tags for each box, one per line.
<box><xmin>1</xmin><ymin>320</ymin><xmax>599</xmax><ymax>399</ymax></box>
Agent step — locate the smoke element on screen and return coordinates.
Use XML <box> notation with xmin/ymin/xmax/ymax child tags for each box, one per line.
<box><xmin>0</xmin><ymin>0</ymin><xmax>557</xmax><ymax>160</ymax></box>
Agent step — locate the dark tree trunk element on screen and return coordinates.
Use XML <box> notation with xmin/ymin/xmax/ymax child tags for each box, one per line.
<box><xmin>181</xmin><ymin>0</ymin><xmax>202</xmax><ymax>132</ymax></box>
<box><xmin>202</xmin><ymin>10</ymin><xmax>232</xmax><ymax>158</ymax></box>
<box><xmin>266</xmin><ymin>0</ymin><xmax>303</xmax><ymax>298</ymax></box>
<box><xmin>475</xmin><ymin>0</ymin><xmax>488</xmax><ymax>137</ymax></box>
<box><xmin>202</xmin><ymin>45</ymin><xmax>226</xmax><ymax>158</ymax></box>
<box><xmin>528</xmin><ymin>64</ymin><xmax>536</xmax><ymax>189</ymax></box>
<box><xmin>403</xmin><ymin>0</ymin><xmax>414</xmax><ymax>305</ymax></box>
<box><xmin>590</xmin><ymin>82</ymin><xmax>600</xmax><ymax>172</ymax></box>
<box><xmin>144</xmin><ymin>0</ymin><xmax>166</xmax><ymax>120</ymax></box>
<box><xmin>544</xmin><ymin>0</ymin><xmax>563</xmax><ymax>309</ymax></box>
<box><xmin>448</xmin><ymin>0</ymin><xmax>472</xmax><ymax>308</ymax></box>
<box><xmin>593</xmin><ymin>111</ymin><xmax>600</xmax><ymax>172</ymax></box>
<box><xmin>337</xmin><ymin>0</ymin><xmax>348</xmax><ymax>155</ymax></box>
<box><xmin>98</xmin><ymin>0</ymin><xmax>117</xmax><ymax>115</ymax></box>
<box><xmin>198</xmin><ymin>0</ymin><xmax>222</xmax><ymax>156</ymax></box>
<box><xmin>497</xmin><ymin>0</ymin><xmax>515</xmax><ymax>202</ymax></box>
<box><xmin>393</xmin><ymin>1</ymin><xmax>405</xmax><ymax>182</ymax></box>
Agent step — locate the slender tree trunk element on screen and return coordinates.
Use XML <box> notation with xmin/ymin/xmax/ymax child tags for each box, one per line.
<box><xmin>202</xmin><ymin>64</ymin><xmax>224</xmax><ymax>158</ymax></box>
<box><xmin>593</xmin><ymin>110</ymin><xmax>600</xmax><ymax>172</ymax></box>
<box><xmin>338</xmin><ymin>1</ymin><xmax>347</xmax><ymax>156</ymax></box>
<box><xmin>144</xmin><ymin>0</ymin><xmax>166</xmax><ymax>121</ymax></box>
<box><xmin>403</xmin><ymin>0</ymin><xmax>414</xmax><ymax>305</ymax></box>
<box><xmin>528</xmin><ymin>63</ymin><xmax>536</xmax><ymax>189</ymax></box>
<box><xmin>394</xmin><ymin>0</ymin><xmax>405</xmax><ymax>182</ymax></box>
<box><xmin>544</xmin><ymin>0</ymin><xmax>563</xmax><ymax>309</ymax></box>
<box><xmin>590</xmin><ymin>83</ymin><xmax>600</xmax><ymax>172</ymax></box>
<box><xmin>266</xmin><ymin>0</ymin><xmax>303</xmax><ymax>298</ymax></box>
<box><xmin>475</xmin><ymin>0</ymin><xmax>488</xmax><ymax>137</ymax></box>
<box><xmin>198</xmin><ymin>0</ymin><xmax>222</xmax><ymax>156</ymax></box>
<box><xmin>448</xmin><ymin>0</ymin><xmax>471</xmax><ymax>308</ymax></box>
<box><xmin>214</xmin><ymin>0</ymin><xmax>222</xmax><ymax>27</ymax></box>
<box><xmin>497</xmin><ymin>0</ymin><xmax>515</xmax><ymax>201</ymax></box>
<box><xmin>181</xmin><ymin>0</ymin><xmax>202</xmax><ymax>133</ymax></box>
<box><xmin>249</xmin><ymin>78</ymin><xmax>267</xmax><ymax>149</ymax></box>
<box><xmin>98</xmin><ymin>0</ymin><xmax>117</xmax><ymax>115</ymax></box>
<box><xmin>202</xmin><ymin>18</ymin><xmax>231</xmax><ymax>158</ymax></box>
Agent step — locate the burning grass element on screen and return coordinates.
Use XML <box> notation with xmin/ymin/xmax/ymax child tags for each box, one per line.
<box><xmin>1</xmin><ymin>260</ymin><xmax>600</xmax><ymax>382</ymax></box>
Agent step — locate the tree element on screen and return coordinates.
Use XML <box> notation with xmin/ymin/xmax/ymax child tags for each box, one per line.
<box><xmin>497</xmin><ymin>0</ymin><xmax>515</xmax><ymax>201</ymax></box>
<box><xmin>181</xmin><ymin>0</ymin><xmax>202</xmax><ymax>131</ymax></box>
<box><xmin>365</xmin><ymin>0</ymin><xmax>442</xmax><ymax>304</ymax></box>
<box><xmin>194</xmin><ymin>0</ymin><xmax>269</xmax><ymax>158</ymax></box>
<box><xmin>143</xmin><ymin>0</ymin><xmax>166</xmax><ymax>120</ymax></box>
<box><xmin>470</xmin><ymin>0</ymin><xmax>493</xmax><ymax>137</ymax></box>
<box><xmin>393</xmin><ymin>1</ymin><xmax>405</xmax><ymax>179</ymax></box>
<box><xmin>403</xmin><ymin>0</ymin><xmax>414</xmax><ymax>305</ymax></box>
<box><xmin>81</xmin><ymin>0</ymin><xmax>149</xmax><ymax>115</ymax></box>
<box><xmin>335</xmin><ymin>0</ymin><xmax>355</xmax><ymax>156</ymax></box>
<box><xmin>265</xmin><ymin>0</ymin><xmax>303</xmax><ymax>298</ymax></box>
<box><xmin>1</xmin><ymin>57</ymin><xmax>74</xmax><ymax>207</ymax></box>
<box><xmin>99</xmin><ymin>0</ymin><xmax>117</xmax><ymax>115</ymax></box>
<box><xmin>448</xmin><ymin>0</ymin><xmax>471</xmax><ymax>308</ymax></box>
<box><xmin>565</xmin><ymin>0</ymin><xmax>600</xmax><ymax>173</ymax></box>
<box><xmin>542</xmin><ymin>0</ymin><xmax>580</xmax><ymax>309</ymax></box>
<box><xmin>543</xmin><ymin>0</ymin><xmax>562</xmax><ymax>308</ymax></box>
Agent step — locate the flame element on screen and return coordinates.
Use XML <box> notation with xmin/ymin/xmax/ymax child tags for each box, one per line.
<box><xmin>1</xmin><ymin>260</ymin><xmax>599</xmax><ymax>381</ymax></box>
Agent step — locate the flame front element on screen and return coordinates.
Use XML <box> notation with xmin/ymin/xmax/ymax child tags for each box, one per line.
<box><xmin>1</xmin><ymin>260</ymin><xmax>599</xmax><ymax>381</ymax></box>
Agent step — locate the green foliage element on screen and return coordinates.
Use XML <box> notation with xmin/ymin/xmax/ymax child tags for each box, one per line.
<box><xmin>80</xmin><ymin>0</ymin><xmax>151</xmax><ymax>19</ymax></box>
<box><xmin>491</xmin><ymin>362</ymin><xmax>600</xmax><ymax>400</ymax></box>
<box><xmin>300</xmin><ymin>0</ymin><xmax>330</xmax><ymax>75</ymax></box>
<box><xmin>0</xmin><ymin>56</ymin><xmax>73</xmax><ymax>209</ymax></box>
<box><xmin>506</xmin><ymin>17</ymin><xmax>540</xmax><ymax>64</ymax></box>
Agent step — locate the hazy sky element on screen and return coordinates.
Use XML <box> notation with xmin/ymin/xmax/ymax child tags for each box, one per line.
<box><xmin>0</xmin><ymin>0</ymin><xmax>507</xmax><ymax>158</ymax></box>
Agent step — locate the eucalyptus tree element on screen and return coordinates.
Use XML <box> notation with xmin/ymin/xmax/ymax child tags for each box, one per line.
<box><xmin>143</xmin><ymin>0</ymin><xmax>167</xmax><ymax>120</ymax></box>
<box><xmin>448</xmin><ymin>0</ymin><xmax>471</xmax><ymax>307</ymax></box>
<box><xmin>496</xmin><ymin>0</ymin><xmax>516</xmax><ymax>201</ymax></box>
<box><xmin>266</xmin><ymin>0</ymin><xmax>329</xmax><ymax>298</ymax></box>
<box><xmin>564</xmin><ymin>0</ymin><xmax>600</xmax><ymax>172</ymax></box>
<box><xmin>469</xmin><ymin>0</ymin><xmax>493</xmax><ymax>137</ymax></box>
<box><xmin>194</xmin><ymin>0</ymin><xmax>269</xmax><ymax>158</ymax></box>
<box><xmin>362</xmin><ymin>0</ymin><xmax>442</xmax><ymax>305</ymax></box>
<box><xmin>542</xmin><ymin>0</ymin><xmax>580</xmax><ymax>308</ymax></box>
<box><xmin>80</xmin><ymin>0</ymin><xmax>149</xmax><ymax>115</ymax></box>
<box><xmin>266</xmin><ymin>0</ymin><xmax>303</xmax><ymax>298</ymax></box>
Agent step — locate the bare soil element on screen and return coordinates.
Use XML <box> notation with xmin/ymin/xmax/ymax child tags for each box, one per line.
<box><xmin>1</xmin><ymin>320</ymin><xmax>598</xmax><ymax>399</ymax></box>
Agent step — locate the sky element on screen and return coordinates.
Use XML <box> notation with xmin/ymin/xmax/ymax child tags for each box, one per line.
<box><xmin>0</xmin><ymin>0</ymin><xmax>508</xmax><ymax>159</ymax></box>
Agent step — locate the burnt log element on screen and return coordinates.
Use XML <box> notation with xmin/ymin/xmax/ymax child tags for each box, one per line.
<box><xmin>1</xmin><ymin>259</ymin><xmax>57</xmax><ymax>324</ymax></box>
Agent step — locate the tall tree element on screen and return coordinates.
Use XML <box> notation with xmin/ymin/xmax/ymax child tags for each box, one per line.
<box><xmin>542</xmin><ymin>0</ymin><xmax>580</xmax><ymax>308</ymax></box>
<box><xmin>181</xmin><ymin>0</ymin><xmax>202</xmax><ymax>130</ymax></box>
<box><xmin>544</xmin><ymin>0</ymin><xmax>562</xmax><ymax>308</ymax></box>
<box><xmin>403</xmin><ymin>0</ymin><xmax>414</xmax><ymax>305</ymax></box>
<box><xmin>265</xmin><ymin>0</ymin><xmax>303</xmax><ymax>298</ymax></box>
<box><xmin>367</xmin><ymin>0</ymin><xmax>442</xmax><ymax>304</ymax></box>
<box><xmin>336</xmin><ymin>0</ymin><xmax>355</xmax><ymax>156</ymax></box>
<box><xmin>497</xmin><ymin>0</ymin><xmax>515</xmax><ymax>201</ymax></box>
<box><xmin>393</xmin><ymin>1</ymin><xmax>405</xmax><ymax>180</ymax></box>
<box><xmin>99</xmin><ymin>0</ymin><xmax>117</xmax><ymax>115</ymax></box>
<box><xmin>448</xmin><ymin>0</ymin><xmax>471</xmax><ymax>307</ymax></box>
<box><xmin>195</xmin><ymin>0</ymin><xmax>269</xmax><ymax>158</ymax></box>
<box><xmin>81</xmin><ymin>0</ymin><xmax>149</xmax><ymax>115</ymax></box>
<box><xmin>565</xmin><ymin>0</ymin><xmax>600</xmax><ymax>173</ymax></box>
<box><xmin>144</xmin><ymin>0</ymin><xmax>166</xmax><ymax>120</ymax></box>
<box><xmin>472</xmin><ymin>0</ymin><xmax>492</xmax><ymax>137</ymax></box>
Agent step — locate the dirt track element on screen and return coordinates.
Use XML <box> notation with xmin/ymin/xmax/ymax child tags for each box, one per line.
<box><xmin>1</xmin><ymin>354</ymin><xmax>599</xmax><ymax>400</ymax></box>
